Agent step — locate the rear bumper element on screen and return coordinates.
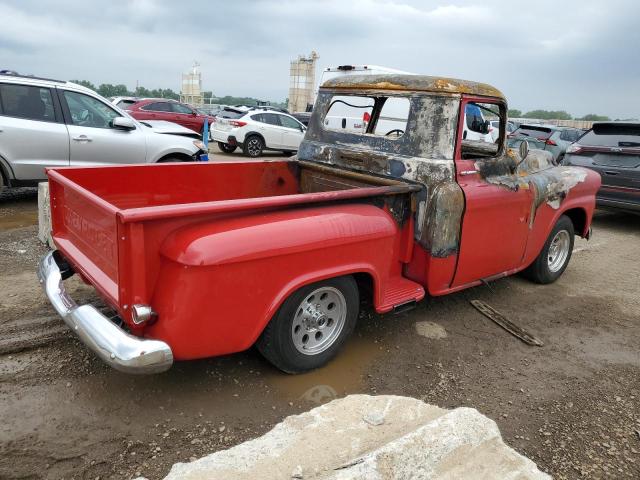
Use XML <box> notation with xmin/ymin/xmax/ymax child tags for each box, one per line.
<box><xmin>37</xmin><ymin>251</ymin><xmax>173</xmax><ymax>374</ymax></box>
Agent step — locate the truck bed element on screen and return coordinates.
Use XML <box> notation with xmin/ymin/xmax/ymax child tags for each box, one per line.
<box><xmin>48</xmin><ymin>160</ymin><xmax>418</xmax><ymax>320</ymax></box>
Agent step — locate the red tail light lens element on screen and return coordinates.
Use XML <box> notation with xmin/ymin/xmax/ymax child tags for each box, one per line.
<box><xmin>545</xmin><ymin>139</ymin><xmax>557</xmax><ymax>146</ymax></box>
<box><xmin>229</xmin><ymin>121</ymin><xmax>247</xmax><ymax>127</ymax></box>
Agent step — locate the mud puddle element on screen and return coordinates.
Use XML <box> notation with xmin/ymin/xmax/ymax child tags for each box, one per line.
<box><xmin>0</xmin><ymin>209</ymin><xmax>38</xmax><ymax>230</ymax></box>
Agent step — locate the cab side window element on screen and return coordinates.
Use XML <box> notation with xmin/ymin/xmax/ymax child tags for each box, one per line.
<box><xmin>0</xmin><ymin>84</ymin><xmax>56</xmax><ymax>122</ymax></box>
<box><xmin>460</xmin><ymin>101</ymin><xmax>504</xmax><ymax>159</ymax></box>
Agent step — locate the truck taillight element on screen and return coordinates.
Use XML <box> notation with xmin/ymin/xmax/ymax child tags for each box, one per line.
<box><xmin>229</xmin><ymin>121</ymin><xmax>247</xmax><ymax>127</ymax></box>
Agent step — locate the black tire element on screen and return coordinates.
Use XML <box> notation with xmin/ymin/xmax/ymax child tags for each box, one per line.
<box><xmin>522</xmin><ymin>215</ymin><xmax>574</xmax><ymax>284</ymax></box>
<box><xmin>218</xmin><ymin>142</ymin><xmax>237</xmax><ymax>154</ymax></box>
<box><xmin>256</xmin><ymin>276</ymin><xmax>359</xmax><ymax>373</ymax></box>
<box><xmin>556</xmin><ymin>153</ymin><xmax>565</xmax><ymax>166</ymax></box>
<box><xmin>243</xmin><ymin>135</ymin><xmax>264</xmax><ymax>158</ymax></box>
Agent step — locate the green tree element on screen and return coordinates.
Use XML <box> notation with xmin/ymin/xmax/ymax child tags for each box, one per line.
<box><xmin>97</xmin><ymin>84</ymin><xmax>131</xmax><ymax>98</ymax></box>
<box><xmin>507</xmin><ymin>109</ymin><xmax>522</xmax><ymax>118</ymax></box>
<box><xmin>523</xmin><ymin>110</ymin><xmax>572</xmax><ymax>120</ymax></box>
<box><xmin>576</xmin><ymin>113</ymin><xmax>610</xmax><ymax>121</ymax></box>
<box><xmin>70</xmin><ymin>79</ymin><xmax>97</xmax><ymax>91</ymax></box>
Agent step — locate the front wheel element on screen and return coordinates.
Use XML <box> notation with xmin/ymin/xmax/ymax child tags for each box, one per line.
<box><xmin>256</xmin><ymin>276</ymin><xmax>359</xmax><ymax>373</ymax></box>
<box><xmin>523</xmin><ymin>215</ymin><xmax>574</xmax><ymax>284</ymax></box>
<box><xmin>218</xmin><ymin>142</ymin><xmax>237</xmax><ymax>154</ymax></box>
<box><xmin>243</xmin><ymin>135</ymin><xmax>264</xmax><ymax>158</ymax></box>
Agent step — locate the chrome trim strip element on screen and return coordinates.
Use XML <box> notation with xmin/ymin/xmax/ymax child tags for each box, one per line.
<box><xmin>37</xmin><ymin>251</ymin><xmax>173</xmax><ymax>374</ymax></box>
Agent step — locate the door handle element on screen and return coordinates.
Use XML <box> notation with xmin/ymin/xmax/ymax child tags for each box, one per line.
<box><xmin>604</xmin><ymin>171</ymin><xmax>618</xmax><ymax>175</ymax></box>
<box><xmin>72</xmin><ymin>135</ymin><xmax>92</xmax><ymax>142</ymax></box>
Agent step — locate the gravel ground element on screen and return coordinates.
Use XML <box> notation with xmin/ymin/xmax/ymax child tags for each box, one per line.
<box><xmin>0</xmin><ymin>184</ymin><xmax>638</xmax><ymax>480</ymax></box>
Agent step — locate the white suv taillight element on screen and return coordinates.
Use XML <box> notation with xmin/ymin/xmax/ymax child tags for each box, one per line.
<box><xmin>566</xmin><ymin>144</ymin><xmax>583</xmax><ymax>154</ymax></box>
<box><xmin>229</xmin><ymin>120</ymin><xmax>247</xmax><ymax>127</ymax></box>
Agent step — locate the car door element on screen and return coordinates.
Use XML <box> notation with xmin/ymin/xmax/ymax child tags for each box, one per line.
<box><xmin>171</xmin><ymin>102</ymin><xmax>200</xmax><ymax>133</ymax></box>
<box><xmin>277</xmin><ymin>114</ymin><xmax>305</xmax><ymax>151</ymax></box>
<box><xmin>261</xmin><ymin>113</ymin><xmax>284</xmax><ymax>149</ymax></box>
<box><xmin>452</xmin><ymin>97</ymin><xmax>533</xmax><ymax>287</ymax></box>
<box><xmin>0</xmin><ymin>82</ymin><xmax>69</xmax><ymax>181</ymax></box>
<box><xmin>60</xmin><ymin>89</ymin><xmax>147</xmax><ymax>166</ymax></box>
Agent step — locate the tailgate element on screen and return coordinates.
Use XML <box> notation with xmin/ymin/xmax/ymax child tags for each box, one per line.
<box><xmin>48</xmin><ymin>170</ymin><xmax>120</xmax><ymax>304</ymax></box>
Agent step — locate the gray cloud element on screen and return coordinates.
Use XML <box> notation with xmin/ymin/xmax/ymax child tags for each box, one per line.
<box><xmin>1</xmin><ymin>0</ymin><xmax>638</xmax><ymax>118</ymax></box>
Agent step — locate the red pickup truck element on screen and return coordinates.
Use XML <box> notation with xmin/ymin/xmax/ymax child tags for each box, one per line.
<box><xmin>38</xmin><ymin>74</ymin><xmax>600</xmax><ymax>374</ymax></box>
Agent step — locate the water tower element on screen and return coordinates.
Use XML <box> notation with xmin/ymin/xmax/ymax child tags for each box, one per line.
<box><xmin>288</xmin><ymin>51</ymin><xmax>319</xmax><ymax>113</ymax></box>
<box><xmin>180</xmin><ymin>62</ymin><xmax>203</xmax><ymax>107</ymax></box>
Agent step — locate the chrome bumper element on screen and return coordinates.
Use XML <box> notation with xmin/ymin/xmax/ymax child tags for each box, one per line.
<box><xmin>37</xmin><ymin>251</ymin><xmax>173</xmax><ymax>374</ymax></box>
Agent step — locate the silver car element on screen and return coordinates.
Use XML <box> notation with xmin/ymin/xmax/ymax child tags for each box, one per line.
<box><xmin>0</xmin><ymin>73</ymin><xmax>207</xmax><ymax>188</ymax></box>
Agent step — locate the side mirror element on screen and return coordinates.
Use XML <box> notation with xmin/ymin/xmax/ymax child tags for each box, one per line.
<box><xmin>519</xmin><ymin>140</ymin><xmax>529</xmax><ymax>161</ymax></box>
<box><xmin>111</xmin><ymin>117</ymin><xmax>136</xmax><ymax>131</ymax></box>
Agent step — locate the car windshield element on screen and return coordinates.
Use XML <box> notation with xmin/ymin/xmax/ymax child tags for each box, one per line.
<box><xmin>580</xmin><ymin>124</ymin><xmax>640</xmax><ymax>147</ymax></box>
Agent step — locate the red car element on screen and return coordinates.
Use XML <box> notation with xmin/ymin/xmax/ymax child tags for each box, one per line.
<box><xmin>124</xmin><ymin>98</ymin><xmax>212</xmax><ymax>135</ymax></box>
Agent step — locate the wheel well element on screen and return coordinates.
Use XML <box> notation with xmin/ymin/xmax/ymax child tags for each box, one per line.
<box><xmin>243</xmin><ymin>132</ymin><xmax>265</xmax><ymax>145</ymax></box>
<box><xmin>353</xmin><ymin>272</ymin><xmax>375</xmax><ymax>308</ymax></box>
<box><xmin>563</xmin><ymin>208</ymin><xmax>587</xmax><ymax>237</ymax></box>
<box><xmin>156</xmin><ymin>152</ymin><xmax>193</xmax><ymax>163</ymax></box>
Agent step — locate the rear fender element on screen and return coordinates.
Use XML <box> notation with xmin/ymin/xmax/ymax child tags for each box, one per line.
<box><xmin>153</xmin><ymin>204</ymin><xmax>400</xmax><ymax>359</ymax></box>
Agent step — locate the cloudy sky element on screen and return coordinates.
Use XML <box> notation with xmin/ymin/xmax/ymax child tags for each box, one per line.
<box><xmin>1</xmin><ymin>0</ymin><xmax>638</xmax><ymax>118</ymax></box>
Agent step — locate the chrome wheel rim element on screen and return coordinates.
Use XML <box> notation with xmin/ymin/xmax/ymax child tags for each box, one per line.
<box><xmin>291</xmin><ymin>287</ymin><xmax>347</xmax><ymax>355</ymax></box>
<box><xmin>548</xmin><ymin>230</ymin><xmax>570</xmax><ymax>273</ymax></box>
<box><xmin>247</xmin><ymin>138</ymin><xmax>261</xmax><ymax>156</ymax></box>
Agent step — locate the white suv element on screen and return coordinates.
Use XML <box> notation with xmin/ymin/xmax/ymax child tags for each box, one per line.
<box><xmin>212</xmin><ymin>108</ymin><xmax>306</xmax><ymax>157</ymax></box>
<box><xmin>0</xmin><ymin>72</ymin><xmax>207</xmax><ymax>188</ymax></box>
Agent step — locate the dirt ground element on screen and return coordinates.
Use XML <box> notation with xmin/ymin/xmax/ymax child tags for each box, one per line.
<box><xmin>1</xmin><ymin>172</ymin><xmax>639</xmax><ymax>479</ymax></box>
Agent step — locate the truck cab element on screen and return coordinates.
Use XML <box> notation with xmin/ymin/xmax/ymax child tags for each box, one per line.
<box><xmin>39</xmin><ymin>74</ymin><xmax>600</xmax><ymax>374</ymax></box>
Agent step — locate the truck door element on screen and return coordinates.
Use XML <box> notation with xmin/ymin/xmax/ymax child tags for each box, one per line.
<box><xmin>452</xmin><ymin>97</ymin><xmax>533</xmax><ymax>287</ymax></box>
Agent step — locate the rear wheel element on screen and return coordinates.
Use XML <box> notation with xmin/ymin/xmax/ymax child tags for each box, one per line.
<box><xmin>218</xmin><ymin>142</ymin><xmax>237</xmax><ymax>154</ymax></box>
<box><xmin>523</xmin><ymin>215</ymin><xmax>574</xmax><ymax>284</ymax></box>
<box><xmin>256</xmin><ymin>276</ymin><xmax>359</xmax><ymax>373</ymax></box>
<box><xmin>243</xmin><ymin>135</ymin><xmax>264</xmax><ymax>157</ymax></box>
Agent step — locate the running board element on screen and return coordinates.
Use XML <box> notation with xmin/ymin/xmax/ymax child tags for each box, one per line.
<box><xmin>377</xmin><ymin>277</ymin><xmax>425</xmax><ymax>313</ymax></box>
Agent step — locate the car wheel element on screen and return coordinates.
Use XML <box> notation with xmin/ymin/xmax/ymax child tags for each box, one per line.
<box><xmin>256</xmin><ymin>276</ymin><xmax>359</xmax><ymax>373</ymax></box>
<box><xmin>218</xmin><ymin>142</ymin><xmax>237</xmax><ymax>154</ymax></box>
<box><xmin>243</xmin><ymin>135</ymin><xmax>264</xmax><ymax>158</ymax></box>
<box><xmin>556</xmin><ymin>153</ymin><xmax>565</xmax><ymax>165</ymax></box>
<box><xmin>522</xmin><ymin>215</ymin><xmax>574</xmax><ymax>284</ymax></box>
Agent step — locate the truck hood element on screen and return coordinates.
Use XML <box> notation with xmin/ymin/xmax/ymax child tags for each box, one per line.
<box><xmin>139</xmin><ymin>120</ymin><xmax>201</xmax><ymax>139</ymax></box>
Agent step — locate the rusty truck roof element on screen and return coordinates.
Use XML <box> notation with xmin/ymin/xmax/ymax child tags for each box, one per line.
<box><xmin>321</xmin><ymin>74</ymin><xmax>505</xmax><ymax>99</ymax></box>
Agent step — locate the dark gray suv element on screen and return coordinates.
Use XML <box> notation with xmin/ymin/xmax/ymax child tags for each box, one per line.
<box><xmin>563</xmin><ymin>122</ymin><xmax>640</xmax><ymax>212</ymax></box>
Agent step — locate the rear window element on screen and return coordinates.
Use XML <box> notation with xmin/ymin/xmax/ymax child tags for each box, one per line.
<box><xmin>513</xmin><ymin>125</ymin><xmax>553</xmax><ymax>140</ymax></box>
<box><xmin>323</xmin><ymin>95</ymin><xmax>409</xmax><ymax>138</ymax></box>
<box><xmin>116</xmin><ymin>99</ymin><xmax>136</xmax><ymax>109</ymax></box>
<box><xmin>580</xmin><ymin>124</ymin><xmax>640</xmax><ymax>147</ymax></box>
<box><xmin>559</xmin><ymin>129</ymin><xmax>582</xmax><ymax>142</ymax></box>
<box><xmin>218</xmin><ymin>108</ymin><xmax>245</xmax><ymax>119</ymax></box>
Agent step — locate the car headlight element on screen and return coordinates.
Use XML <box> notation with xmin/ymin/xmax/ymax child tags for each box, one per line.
<box><xmin>193</xmin><ymin>140</ymin><xmax>206</xmax><ymax>150</ymax></box>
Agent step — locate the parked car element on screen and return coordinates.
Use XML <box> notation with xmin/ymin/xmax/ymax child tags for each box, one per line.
<box><xmin>212</xmin><ymin>109</ymin><xmax>306</xmax><ymax>156</ymax></box>
<box><xmin>507</xmin><ymin>124</ymin><xmax>583</xmax><ymax>164</ymax></box>
<box><xmin>563</xmin><ymin>122</ymin><xmax>640</xmax><ymax>212</ymax></box>
<box><xmin>489</xmin><ymin>120</ymin><xmax>516</xmax><ymax>142</ymax></box>
<box><xmin>110</xmin><ymin>96</ymin><xmax>139</xmax><ymax>110</ymax></box>
<box><xmin>39</xmin><ymin>74</ymin><xmax>600</xmax><ymax>374</ymax></box>
<box><xmin>0</xmin><ymin>72</ymin><xmax>206</xmax><ymax>187</ymax></box>
<box><xmin>124</xmin><ymin>98</ymin><xmax>213</xmax><ymax>136</ymax></box>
